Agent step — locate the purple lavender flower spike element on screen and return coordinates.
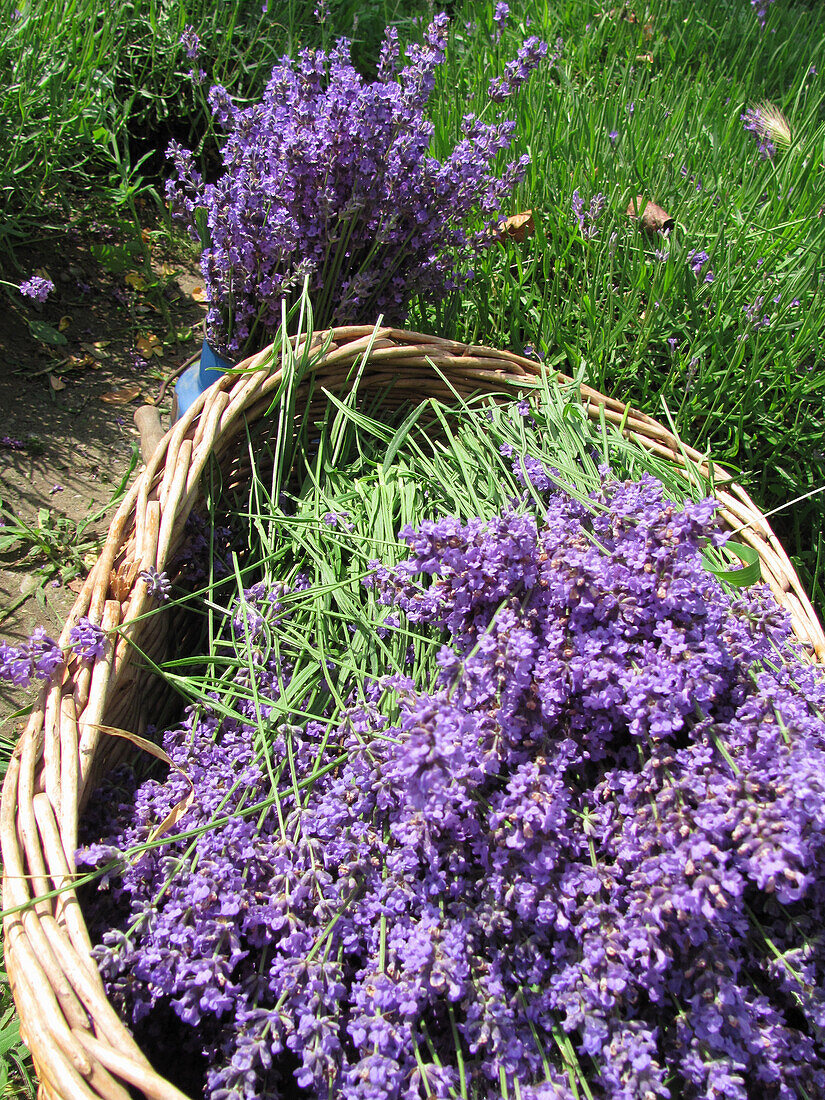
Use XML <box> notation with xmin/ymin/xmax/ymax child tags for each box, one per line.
<box><xmin>179</xmin><ymin>24</ymin><xmax>200</xmax><ymax>59</ymax></box>
<box><xmin>493</xmin><ymin>2</ymin><xmax>509</xmax><ymax>29</ymax></box>
<box><xmin>488</xmin><ymin>35</ymin><xmax>555</xmax><ymax>102</ymax></box>
<box><xmin>687</xmin><ymin>248</ymin><xmax>713</xmax><ymax>283</ymax></box>
<box><xmin>68</xmin><ymin>616</ymin><xmax>108</xmax><ymax>661</ymax></box>
<box><xmin>751</xmin><ymin>0</ymin><xmax>775</xmax><ymax>28</ymax></box>
<box><xmin>572</xmin><ymin>188</ymin><xmax>606</xmax><ymax>240</ymax></box>
<box><xmin>139</xmin><ymin>567</ymin><xmax>172</xmax><ymax>602</ymax></box>
<box><xmin>167</xmin><ymin>17</ymin><xmax>543</xmax><ymax>354</ymax></box>
<box><xmin>29</xmin><ymin>627</ymin><xmax>63</xmax><ymax>680</ymax></box>
<box><xmin>0</xmin><ymin>641</ymin><xmax>32</xmax><ymax>686</ymax></box>
<box><xmin>19</xmin><ymin>275</ymin><xmax>54</xmax><ymax>302</ymax></box>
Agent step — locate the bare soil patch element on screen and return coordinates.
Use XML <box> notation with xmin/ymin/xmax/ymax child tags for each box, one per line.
<box><xmin>0</xmin><ymin>204</ymin><xmax>206</xmax><ymax>732</ymax></box>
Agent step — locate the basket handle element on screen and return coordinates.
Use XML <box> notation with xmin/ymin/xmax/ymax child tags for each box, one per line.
<box><xmin>133</xmin><ymin>405</ymin><xmax>164</xmax><ymax>464</ymax></box>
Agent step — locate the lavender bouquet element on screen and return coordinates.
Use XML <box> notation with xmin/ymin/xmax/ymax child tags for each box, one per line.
<box><xmin>75</xmin><ymin>380</ymin><xmax>825</xmax><ymax>1099</ymax></box>
<box><xmin>166</xmin><ymin>14</ymin><xmax>549</xmax><ymax>355</ymax></box>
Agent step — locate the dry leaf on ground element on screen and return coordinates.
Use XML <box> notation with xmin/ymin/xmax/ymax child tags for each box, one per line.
<box><xmin>100</xmin><ymin>384</ymin><xmax>142</xmax><ymax>405</ymax></box>
<box><xmin>65</xmin><ymin>353</ymin><xmax>95</xmax><ymax>371</ymax></box>
<box><xmin>489</xmin><ymin>210</ymin><xmax>536</xmax><ymax>244</ymax></box>
<box><xmin>627</xmin><ymin>195</ymin><xmax>674</xmax><ymax>235</ymax></box>
<box><xmin>136</xmin><ymin>333</ymin><xmax>163</xmax><ymax>358</ymax></box>
<box><xmin>81</xmin><ymin>341</ymin><xmax>110</xmax><ymax>360</ymax></box>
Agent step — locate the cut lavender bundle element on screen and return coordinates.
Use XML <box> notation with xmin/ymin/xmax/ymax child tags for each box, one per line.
<box><xmin>166</xmin><ymin>14</ymin><xmax>549</xmax><ymax>355</ymax></box>
<box><xmin>78</xmin><ymin>391</ymin><xmax>825</xmax><ymax>1100</ymax></box>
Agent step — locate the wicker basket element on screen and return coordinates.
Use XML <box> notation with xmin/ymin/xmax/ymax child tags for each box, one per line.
<box><xmin>3</xmin><ymin>326</ymin><xmax>823</xmax><ymax>1100</ymax></box>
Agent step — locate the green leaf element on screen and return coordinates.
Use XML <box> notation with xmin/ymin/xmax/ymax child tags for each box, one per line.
<box><xmin>704</xmin><ymin>541</ymin><xmax>762</xmax><ymax>587</ymax></box>
<box><xmin>27</xmin><ymin>319</ymin><xmax>67</xmax><ymax>347</ymax></box>
<box><xmin>90</xmin><ymin>241</ymin><xmax>142</xmax><ymax>274</ymax></box>
<box><xmin>0</xmin><ymin>1011</ymin><xmax>20</xmax><ymax>1056</ymax></box>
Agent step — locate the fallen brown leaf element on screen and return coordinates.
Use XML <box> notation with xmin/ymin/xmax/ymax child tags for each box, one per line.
<box><xmin>100</xmin><ymin>384</ymin><xmax>142</xmax><ymax>405</ymax></box>
<box><xmin>65</xmin><ymin>353</ymin><xmax>95</xmax><ymax>370</ymax></box>
<box><xmin>58</xmin><ymin>315</ymin><xmax>73</xmax><ymax>332</ymax></box>
<box><xmin>136</xmin><ymin>332</ymin><xmax>163</xmax><ymax>358</ymax></box>
<box><xmin>81</xmin><ymin>341</ymin><xmax>110</xmax><ymax>361</ymax></box>
<box><xmin>126</xmin><ymin>271</ymin><xmax>148</xmax><ymax>291</ymax></box>
<box><xmin>627</xmin><ymin>195</ymin><xmax>674</xmax><ymax>235</ymax></box>
<box><xmin>489</xmin><ymin>210</ymin><xmax>536</xmax><ymax>245</ymax></box>
<box><xmin>49</xmin><ymin>374</ymin><xmax>66</xmax><ymax>391</ymax></box>
<box><xmin>190</xmin><ymin>285</ymin><xmax>207</xmax><ymax>302</ymax></box>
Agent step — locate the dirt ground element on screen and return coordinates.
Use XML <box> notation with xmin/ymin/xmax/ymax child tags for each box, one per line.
<box><xmin>0</xmin><ymin>204</ymin><xmax>206</xmax><ymax>733</ymax></box>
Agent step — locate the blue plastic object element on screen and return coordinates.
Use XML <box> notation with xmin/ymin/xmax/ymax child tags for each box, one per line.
<box><xmin>173</xmin><ymin>340</ymin><xmax>233</xmax><ymax>421</ymax></box>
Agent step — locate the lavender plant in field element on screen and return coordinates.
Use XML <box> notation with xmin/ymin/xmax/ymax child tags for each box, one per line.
<box><xmin>751</xmin><ymin>0</ymin><xmax>775</xmax><ymax>28</ymax></box>
<box><xmin>80</xmin><ymin>469</ymin><xmax>825</xmax><ymax>1099</ymax></box>
<box><xmin>687</xmin><ymin>247</ymin><xmax>714</xmax><ymax>283</ymax></box>
<box><xmin>571</xmin><ymin>189</ymin><xmax>606</xmax><ymax>240</ymax></box>
<box><xmin>167</xmin><ymin>15</ymin><xmax>546</xmax><ymax>355</ymax></box>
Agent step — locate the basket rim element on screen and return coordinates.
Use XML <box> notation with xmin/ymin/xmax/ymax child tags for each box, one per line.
<box><xmin>3</xmin><ymin>324</ymin><xmax>823</xmax><ymax>1100</ymax></box>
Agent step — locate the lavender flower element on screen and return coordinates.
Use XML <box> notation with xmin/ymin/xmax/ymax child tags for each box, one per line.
<box><xmin>572</xmin><ymin>188</ymin><xmax>606</xmax><ymax>240</ymax></box>
<box><xmin>493</xmin><ymin>1</ymin><xmax>509</xmax><ymax>29</ymax></box>
<box><xmin>0</xmin><ymin>641</ymin><xmax>32</xmax><ymax>687</ymax></box>
<box><xmin>608</xmin><ymin>129</ymin><xmax>619</xmax><ymax>144</ymax></box>
<box><xmin>68</xmin><ymin>617</ymin><xmax>107</xmax><ymax>661</ymax></box>
<box><xmin>322</xmin><ymin>511</ymin><xmax>352</xmax><ymax>528</ymax></box>
<box><xmin>18</xmin><ymin>275</ymin><xmax>54</xmax><ymax>302</ymax></box>
<box><xmin>743</xmin><ymin>294</ymin><xmax>772</xmax><ymax>331</ymax></box>
<box><xmin>139</xmin><ymin>567</ymin><xmax>172</xmax><ymax>602</ymax></box>
<box><xmin>687</xmin><ymin>248</ymin><xmax>714</xmax><ymax>283</ymax></box>
<box><xmin>29</xmin><ymin>628</ymin><xmax>63</xmax><ymax>679</ymax></box>
<box><xmin>179</xmin><ymin>25</ymin><xmax>200</xmax><ymax>59</ymax></box>
<box><xmin>488</xmin><ymin>35</ymin><xmax>558</xmax><ymax>101</ymax></box>
<box><xmin>751</xmin><ymin>0</ymin><xmax>775</xmax><ymax>28</ymax></box>
<box><xmin>741</xmin><ymin>103</ymin><xmax>792</xmax><ymax>160</ymax></box>
<box><xmin>80</xmin><ymin>462</ymin><xmax>825</xmax><ymax>1098</ymax></box>
<box><xmin>0</xmin><ymin>629</ymin><xmax>62</xmax><ymax>687</ymax></box>
<box><xmin>168</xmin><ymin>18</ymin><xmax>542</xmax><ymax>353</ymax></box>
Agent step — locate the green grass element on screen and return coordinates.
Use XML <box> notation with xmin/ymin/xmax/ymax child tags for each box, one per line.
<box><xmin>0</xmin><ymin>0</ymin><xmax>431</xmax><ymax>251</ymax></box>
<box><xmin>412</xmin><ymin>0</ymin><xmax>825</xmax><ymax>609</ymax></box>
